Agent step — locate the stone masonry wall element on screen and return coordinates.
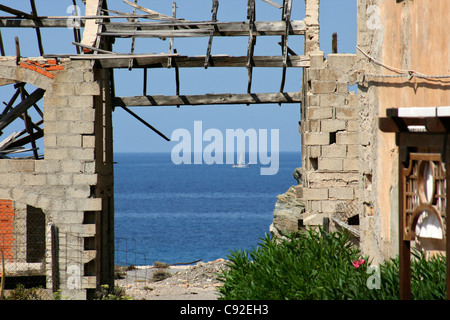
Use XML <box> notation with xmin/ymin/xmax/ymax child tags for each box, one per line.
<box><xmin>300</xmin><ymin>51</ymin><xmax>363</xmax><ymax>232</ymax></box>
<box><xmin>0</xmin><ymin>57</ymin><xmax>106</xmax><ymax>299</ymax></box>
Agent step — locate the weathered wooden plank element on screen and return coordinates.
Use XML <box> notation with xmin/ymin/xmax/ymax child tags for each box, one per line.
<box><xmin>260</xmin><ymin>0</ymin><xmax>283</xmax><ymax>9</ymax></box>
<box><xmin>92</xmin><ymin>54</ymin><xmax>310</xmax><ymax>69</ymax></box>
<box><xmin>123</xmin><ymin>0</ymin><xmax>186</xmax><ymax>21</ymax></box>
<box><xmin>112</xmin><ymin>92</ymin><xmax>301</xmax><ymax>107</ymax></box>
<box><xmin>100</xmin><ymin>20</ymin><xmax>306</xmax><ymax>37</ymax></box>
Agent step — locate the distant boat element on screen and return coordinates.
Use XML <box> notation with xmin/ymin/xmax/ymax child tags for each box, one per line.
<box><xmin>233</xmin><ymin>150</ymin><xmax>250</xmax><ymax>168</ymax></box>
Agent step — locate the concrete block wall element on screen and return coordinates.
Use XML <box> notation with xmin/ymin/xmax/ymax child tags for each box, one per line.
<box><xmin>0</xmin><ymin>57</ymin><xmax>112</xmax><ymax>299</ymax></box>
<box><xmin>300</xmin><ymin>52</ymin><xmax>363</xmax><ymax>227</ymax></box>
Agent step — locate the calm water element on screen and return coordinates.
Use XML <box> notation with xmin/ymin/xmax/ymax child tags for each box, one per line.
<box><xmin>114</xmin><ymin>152</ymin><xmax>301</xmax><ymax>265</ymax></box>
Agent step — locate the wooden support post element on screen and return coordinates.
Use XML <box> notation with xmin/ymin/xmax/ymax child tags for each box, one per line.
<box><xmin>279</xmin><ymin>0</ymin><xmax>292</xmax><ymax>95</ymax></box>
<box><xmin>174</xmin><ymin>49</ymin><xmax>180</xmax><ymax>108</ymax></box>
<box><xmin>205</xmin><ymin>0</ymin><xmax>219</xmax><ymax>69</ymax></box>
<box><xmin>246</xmin><ymin>0</ymin><xmax>256</xmax><ymax>95</ymax></box>
<box><xmin>143</xmin><ymin>68</ymin><xmax>148</xmax><ymax>96</ymax></box>
<box><xmin>30</xmin><ymin>0</ymin><xmax>44</xmax><ymax>56</ymax></box>
<box><xmin>15</xmin><ymin>36</ymin><xmax>20</xmax><ymax>65</ymax></box>
<box><xmin>72</xmin><ymin>0</ymin><xmax>82</xmax><ymax>54</ymax></box>
<box><xmin>168</xmin><ymin>2</ymin><xmax>176</xmax><ymax>69</ymax></box>
<box><xmin>128</xmin><ymin>0</ymin><xmax>138</xmax><ymax>70</ymax></box>
<box><xmin>398</xmin><ymin>152</ymin><xmax>411</xmax><ymax>300</ymax></box>
<box><xmin>51</xmin><ymin>225</ymin><xmax>60</xmax><ymax>293</ymax></box>
<box><xmin>0</xmin><ymin>30</ymin><xmax>5</xmax><ymax>56</ymax></box>
<box><xmin>332</xmin><ymin>32</ymin><xmax>338</xmax><ymax>53</ymax></box>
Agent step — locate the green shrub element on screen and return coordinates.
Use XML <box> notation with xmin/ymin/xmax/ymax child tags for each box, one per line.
<box><xmin>217</xmin><ymin>227</ymin><xmax>447</xmax><ymax>300</ymax></box>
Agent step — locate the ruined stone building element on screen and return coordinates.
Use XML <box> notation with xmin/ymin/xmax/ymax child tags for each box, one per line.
<box><xmin>273</xmin><ymin>0</ymin><xmax>449</xmax><ymax>270</ymax></box>
<box><xmin>0</xmin><ymin>0</ymin><xmax>448</xmax><ymax>300</ymax></box>
<box><xmin>269</xmin><ymin>0</ymin><xmax>449</xmax><ymax>272</ymax></box>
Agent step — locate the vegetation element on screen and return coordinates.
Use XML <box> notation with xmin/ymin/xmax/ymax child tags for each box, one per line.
<box><xmin>217</xmin><ymin>227</ymin><xmax>447</xmax><ymax>300</ymax></box>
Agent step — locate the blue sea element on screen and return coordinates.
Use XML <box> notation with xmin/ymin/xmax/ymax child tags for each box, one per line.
<box><xmin>113</xmin><ymin>152</ymin><xmax>301</xmax><ymax>266</ymax></box>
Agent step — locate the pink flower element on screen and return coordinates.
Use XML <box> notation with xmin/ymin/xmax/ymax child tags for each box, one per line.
<box><xmin>352</xmin><ymin>258</ymin><xmax>366</xmax><ymax>268</ymax></box>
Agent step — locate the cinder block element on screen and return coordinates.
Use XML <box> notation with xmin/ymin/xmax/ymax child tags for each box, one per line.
<box><xmin>345</xmin><ymin>93</ymin><xmax>359</xmax><ymax>106</ymax></box>
<box><xmin>321</xmin><ymin>144</ymin><xmax>347</xmax><ymax>158</ymax></box>
<box><xmin>308</xmin><ymin>119</ymin><xmax>320</xmax><ymax>132</ymax></box>
<box><xmin>318</xmin><ymin>157</ymin><xmax>343</xmax><ymax>171</ymax></box>
<box><xmin>73</xmin><ymin>174</ymin><xmax>98</xmax><ymax>186</ymax></box>
<box><xmin>50</xmin><ymin>83</ymin><xmax>75</xmax><ymax>96</ymax></box>
<box><xmin>307</xmin><ymin>107</ymin><xmax>333</xmax><ymax>120</ymax></box>
<box><xmin>75</xmin><ymin>82</ymin><xmax>100</xmax><ymax>96</ymax></box>
<box><xmin>66</xmin><ymin>186</ymin><xmax>91</xmax><ymax>199</ymax></box>
<box><xmin>329</xmin><ymin>187</ymin><xmax>354</xmax><ymax>200</ymax></box>
<box><xmin>308</xmin><ymin>94</ymin><xmax>319</xmax><ymax>107</ymax></box>
<box><xmin>47</xmin><ymin>174</ymin><xmax>73</xmax><ymax>186</ymax></box>
<box><xmin>346</xmin><ymin>145</ymin><xmax>359</xmax><ymax>158</ymax></box>
<box><xmin>53</xmin><ymin>69</ymin><xmax>84</xmax><ymax>83</ymax></box>
<box><xmin>308</xmin><ymin>145</ymin><xmax>321</xmax><ymax>158</ymax></box>
<box><xmin>0</xmin><ymin>173</ymin><xmax>22</xmax><ymax>187</ymax></box>
<box><xmin>320</xmin><ymin>119</ymin><xmax>346</xmax><ymax>132</ymax></box>
<box><xmin>336</xmin><ymin>132</ymin><xmax>359</xmax><ymax>145</ymax></box>
<box><xmin>326</xmin><ymin>53</ymin><xmax>356</xmax><ymax>70</ymax></box>
<box><xmin>69</xmin><ymin>148</ymin><xmax>95</xmax><ymax>161</ymax></box>
<box><xmin>304</xmin><ymin>132</ymin><xmax>330</xmax><ymax>145</ymax></box>
<box><xmin>57</xmin><ymin>135</ymin><xmax>82</xmax><ymax>148</ymax></box>
<box><xmin>44</xmin><ymin>96</ymin><xmax>69</xmax><ymax>108</ymax></box>
<box><xmin>22</xmin><ymin>174</ymin><xmax>46</xmax><ymax>186</ymax></box>
<box><xmin>336</xmin><ymin>107</ymin><xmax>359</xmax><ymax>120</ymax></box>
<box><xmin>61</xmin><ymin>160</ymin><xmax>83</xmax><ymax>173</ymax></box>
<box><xmin>35</xmin><ymin>160</ymin><xmax>61</xmax><ymax>173</ymax></box>
<box><xmin>309</xmin><ymin>53</ymin><xmax>325</xmax><ymax>68</ymax></box>
<box><xmin>77</xmin><ymin>198</ymin><xmax>102</xmax><ymax>211</ymax></box>
<box><xmin>319</xmin><ymin>69</ymin><xmax>342</xmax><ymax>81</ymax></box>
<box><xmin>336</xmin><ymin>82</ymin><xmax>348</xmax><ymax>93</ymax></box>
<box><xmin>343</xmin><ymin>158</ymin><xmax>359</xmax><ymax>171</ymax></box>
<box><xmin>45</xmin><ymin>121</ymin><xmax>69</xmax><ymax>134</ymax></box>
<box><xmin>68</xmin><ymin>96</ymin><xmax>94</xmax><ymax>108</ymax></box>
<box><xmin>311</xmin><ymin>80</ymin><xmax>336</xmax><ymax>94</ymax></box>
<box><xmin>82</xmin><ymin>135</ymin><xmax>96</xmax><ymax>148</ymax></box>
<box><xmin>306</xmin><ymin>68</ymin><xmax>320</xmax><ymax>80</ymax></box>
<box><xmin>45</xmin><ymin>148</ymin><xmax>70</xmax><ymax>160</ymax></box>
<box><xmin>68</xmin><ymin>121</ymin><xmax>94</xmax><ymax>135</ymax></box>
<box><xmin>322</xmin><ymin>200</ymin><xmax>345</xmax><ymax>213</ymax></box>
<box><xmin>319</xmin><ymin>94</ymin><xmax>346</xmax><ymax>107</ymax></box>
<box><xmin>303</xmin><ymin>188</ymin><xmax>328</xmax><ymax>200</ymax></box>
<box><xmin>346</xmin><ymin>120</ymin><xmax>359</xmax><ymax>132</ymax></box>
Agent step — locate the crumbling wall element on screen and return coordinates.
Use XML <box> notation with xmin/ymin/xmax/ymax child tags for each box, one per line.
<box><xmin>300</xmin><ymin>51</ymin><xmax>362</xmax><ymax>231</ymax></box>
<box><xmin>0</xmin><ymin>57</ymin><xmax>113</xmax><ymax>299</ymax></box>
<box><xmin>356</xmin><ymin>0</ymin><xmax>450</xmax><ymax>264</ymax></box>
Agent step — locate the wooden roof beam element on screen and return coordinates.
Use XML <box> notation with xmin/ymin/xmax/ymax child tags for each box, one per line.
<box><xmin>88</xmin><ymin>54</ymin><xmax>310</xmax><ymax>69</ymax></box>
<box><xmin>112</xmin><ymin>92</ymin><xmax>301</xmax><ymax>107</ymax></box>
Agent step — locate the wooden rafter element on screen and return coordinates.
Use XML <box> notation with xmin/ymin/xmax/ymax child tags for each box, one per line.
<box><xmin>204</xmin><ymin>0</ymin><xmax>219</xmax><ymax>69</ymax></box>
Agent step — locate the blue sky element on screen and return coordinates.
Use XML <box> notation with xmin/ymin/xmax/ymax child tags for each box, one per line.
<box><xmin>0</xmin><ymin>0</ymin><xmax>356</xmax><ymax>154</ymax></box>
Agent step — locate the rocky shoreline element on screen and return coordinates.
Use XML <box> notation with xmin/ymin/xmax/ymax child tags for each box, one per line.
<box><xmin>114</xmin><ymin>259</ymin><xmax>228</xmax><ymax>300</ymax></box>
